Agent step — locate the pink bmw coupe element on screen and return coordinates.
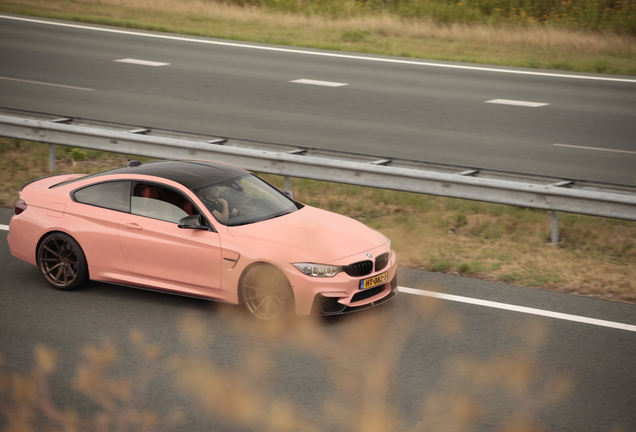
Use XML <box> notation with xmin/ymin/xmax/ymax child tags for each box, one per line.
<box><xmin>8</xmin><ymin>159</ymin><xmax>397</xmax><ymax>319</ymax></box>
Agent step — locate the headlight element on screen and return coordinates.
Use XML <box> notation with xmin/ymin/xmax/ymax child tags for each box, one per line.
<box><xmin>293</xmin><ymin>263</ymin><xmax>343</xmax><ymax>277</ymax></box>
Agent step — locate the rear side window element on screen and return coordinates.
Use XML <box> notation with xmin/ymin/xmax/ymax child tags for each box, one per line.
<box><xmin>74</xmin><ymin>181</ymin><xmax>131</xmax><ymax>212</ymax></box>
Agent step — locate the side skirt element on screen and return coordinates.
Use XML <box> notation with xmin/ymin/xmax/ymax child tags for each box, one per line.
<box><xmin>91</xmin><ymin>279</ymin><xmax>239</xmax><ymax>305</ymax></box>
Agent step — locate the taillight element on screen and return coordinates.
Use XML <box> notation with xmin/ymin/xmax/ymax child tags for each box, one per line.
<box><xmin>14</xmin><ymin>199</ymin><xmax>27</xmax><ymax>215</ymax></box>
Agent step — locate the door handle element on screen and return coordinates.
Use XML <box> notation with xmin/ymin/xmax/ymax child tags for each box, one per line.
<box><xmin>124</xmin><ymin>222</ymin><xmax>143</xmax><ymax>231</ymax></box>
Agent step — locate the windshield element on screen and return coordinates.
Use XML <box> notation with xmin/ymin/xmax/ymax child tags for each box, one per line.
<box><xmin>194</xmin><ymin>174</ymin><xmax>300</xmax><ymax>226</ymax></box>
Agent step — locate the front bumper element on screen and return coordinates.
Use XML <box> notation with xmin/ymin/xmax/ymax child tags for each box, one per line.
<box><xmin>309</xmin><ymin>274</ymin><xmax>398</xmax><ymax>315</ymax></box>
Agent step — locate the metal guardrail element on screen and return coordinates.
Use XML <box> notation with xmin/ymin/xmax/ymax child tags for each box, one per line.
<box><xmin>1</xmin><ymin>108</ymin><xmax>635</xmax><ymax>232</ymax></box>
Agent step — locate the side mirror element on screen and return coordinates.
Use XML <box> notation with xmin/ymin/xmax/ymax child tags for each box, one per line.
<box><xmin>282</xmin><ymin>190</ymin><xmax>294</xmax><ymax>200</ymax></box>
<box><xmin>178</xmin><ymin>214</ymin><xmax>208</xmax><ymax>230</ymax></box>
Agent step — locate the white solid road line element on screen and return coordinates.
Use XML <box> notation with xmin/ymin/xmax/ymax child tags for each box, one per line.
<box><xmin>398</xmin><ymin>286</ymin><xmax>636</xmax><ymax>333</ymax></box>
<box><xmin>2</xmin><ymin>14</ymin><xmax>636</xmax><ymax>84</ymax></box>
<box><xmin>0</xmin><ymin>222</ymin><xmax>630</xmax><ymax>334</ymax></box>
<box><xmin>554</xmin><ymin>143</ymin><xmax>636</xmax><ymax>155</ymax></box>
<box><xmin>486</xmin><ymin>99</ymin><xmax>549</xmax><ymax>107</ymax></box>
<box><xmin>0</xmin><ymin>75</ymin><xmax>94</xmax><ymax>91</ymax></box>
<box><xmin>291</xmin><ymin>79</ymin><xmax>348</xmax><ymax>87</ymax></box>
<box><xmin>115</xmin><ymin>58</ymin><xmax>170</xmax><ymax>67</ymax></box>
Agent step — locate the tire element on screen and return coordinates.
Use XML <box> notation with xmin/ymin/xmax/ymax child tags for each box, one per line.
<box><xmin>37</xmin><ymin>233</ymin><xmax>89</xmax><ymax>291</ymax></box>
<box><xmin>240</xmin><ymin>265</ymin><xmax>294</xmax><ymax>320</ymax></box>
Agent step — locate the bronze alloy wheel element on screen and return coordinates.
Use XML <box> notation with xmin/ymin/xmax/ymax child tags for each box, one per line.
<box><xmin>241</xmin><ymin>265</ymin><xmax>293</xmax><ymax>320</ymax></box>
<box><xmin>38</xmin><ymin>233</ymin><xmax>88</xmax><ymax>291</ymax></box>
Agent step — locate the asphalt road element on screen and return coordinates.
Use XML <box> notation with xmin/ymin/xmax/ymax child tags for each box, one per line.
<box><xmin>2</xmin><ymin>207</ymin><xmax>635</xmax><ymax>431</ymax></box>
<box><xmin>1</xmin><ymin>14</ymin><xmax>635</xmax><ymax>185</ymax></box>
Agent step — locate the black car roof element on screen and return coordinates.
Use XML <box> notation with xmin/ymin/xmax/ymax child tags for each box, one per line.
<box><xmin>110</xmin><ymin>160</ymin><xmax>248</xmax><ymax>189</ymax></box>
<box><xmin>57</xmin><ymin>160</ymin><xmax>249</xmax><ymax>190</ymax></box>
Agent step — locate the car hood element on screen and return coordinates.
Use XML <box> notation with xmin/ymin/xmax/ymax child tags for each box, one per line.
<box><xmin>227</xmin><ymin>205</ymin><xmax>387</xmax><ymax>263</ymax></box>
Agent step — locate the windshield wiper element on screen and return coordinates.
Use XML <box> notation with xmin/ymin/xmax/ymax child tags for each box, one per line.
<box><xmin>261</xmin><ymin>211</ymin><xmax>293</xmax><ymax>222</ymax></box>
<box><xmin>226</xmin><ymin>210</ymin><xmax>293</xmax><ymax>226</ymax></box>
<box><xmin>227</xmin><ymin>220</ymin><xmax>256</xmax><ymax>226</ymax></box>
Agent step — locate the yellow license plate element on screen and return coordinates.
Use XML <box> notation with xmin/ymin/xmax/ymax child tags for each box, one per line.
<box><xmin>360</xmin><ymin>271</ymin><xmax>388</xmax><ymax>290</ymax></box>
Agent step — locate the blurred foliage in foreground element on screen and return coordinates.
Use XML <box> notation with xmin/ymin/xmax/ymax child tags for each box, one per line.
<box><xmin>0</xmin><ymin>296</ymin><xmax>579</xmax><ymax>431</ymax></box>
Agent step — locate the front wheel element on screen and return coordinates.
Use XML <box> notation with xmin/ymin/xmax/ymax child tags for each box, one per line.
<box><xmin>37</xmin><ymin>233</ymin><xmax>89</xmax><ymax>291</ymax></box>
<box><xmin>240</xmin><ymin>265</ymin><xmax>294</xmax><ymax>320</ymax></box>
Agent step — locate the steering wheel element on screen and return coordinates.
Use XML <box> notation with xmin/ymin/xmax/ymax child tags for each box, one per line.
<box><xmin>236</xmin><ymin>198</ymin><xmax>256</xmax><ymax>215</ymax></box>
<box><xmin>220</xmin><ymin>189</ymin><xmax>239</xmax><ymax>213</ymax></box>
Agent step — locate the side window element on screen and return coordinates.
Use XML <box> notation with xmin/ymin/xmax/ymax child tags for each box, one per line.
<box><xmin>131</xmin><ymin>183</ymin><xmax>201</xmax><ymax>224</ymax></box>
<box><xmin>73</xmin><ymin>181</ymin><xmax>131</xmax><ymax>212</ymax></box>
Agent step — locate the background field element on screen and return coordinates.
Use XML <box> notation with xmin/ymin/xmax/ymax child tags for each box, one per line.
<box><xmin>0</xmin><ymin>0</ymin><xmax>635</xmax><ymax>75</ymax></box>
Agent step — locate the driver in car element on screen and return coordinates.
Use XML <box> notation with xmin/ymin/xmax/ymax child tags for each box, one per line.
<box><xmin>200</xmin><ymin>186</ymin><xmax>231</xmax><ymax>222</ymax></box>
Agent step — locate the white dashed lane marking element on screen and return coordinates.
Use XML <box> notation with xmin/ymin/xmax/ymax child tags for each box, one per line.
<box><xmin>114</xmin><ymin>58</ymin><xmax>170</xmax><ymax>67</ymax></box>
<box><xmin>291</xmin><ymin>79</ymin><xmax>348</xmax><ymax>87</ymax></box>
<box><xmin>486</xmin><ymin>99</ymin><xmax>549</xmax><ymax>107</ymax></box>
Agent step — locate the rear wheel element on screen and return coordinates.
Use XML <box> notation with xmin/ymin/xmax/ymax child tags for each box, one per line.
<box><xmin>37</xmin><ymin>233</ymin><xmax>88</xmax><ymax>291</ymax></box>
<box><xmin>240</xmin><ymin>265</ymin><xmax>294</xmax><ymax>320</ymax></box>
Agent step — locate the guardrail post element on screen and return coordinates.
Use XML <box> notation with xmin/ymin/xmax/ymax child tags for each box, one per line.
<box><xmin>49</xmin><ymin>144</ymin><xmax>56</xmax><ymax>172</ymax></box>
<box><xmin>551</xmin><ymin>211</ymin><xmax>559</xmax><ymax>244</ymax></box>
<box><xmin>284</xmin><ymin>176</ymin><xmax>292</xmax><ymax>193</ymax></box>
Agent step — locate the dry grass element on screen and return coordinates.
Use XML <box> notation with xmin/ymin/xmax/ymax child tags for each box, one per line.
<box><xmin>0</xmin><ymin>302</ymin><xmax>576</xmax><ymax>431</ymax></box>
<box><xmin>3</xmin><ymin>139</ymin><xmax>635</xmax><ymax>304</ymax></box>
<box><xmin>0</xmin><ymin>140</ymin><xmax>145</xmax><ymax>207</ymax></box>
<box><xmin>1</xmin><ymin>0</ymin><xmax>635</xmax><ymax>74</ymax></box>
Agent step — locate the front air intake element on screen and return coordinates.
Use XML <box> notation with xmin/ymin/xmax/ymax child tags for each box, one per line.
<box><xmin>351</xmin><ymin>285</ymin><xmax>386</xmax><ymax>303</ymax></box>
<box><xmin>344</xmin><ymin>260</ymin><xmax>373</xmax><ymax>277</ymax></box>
